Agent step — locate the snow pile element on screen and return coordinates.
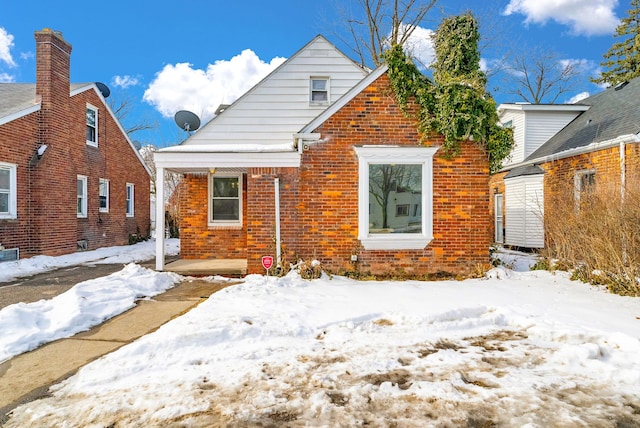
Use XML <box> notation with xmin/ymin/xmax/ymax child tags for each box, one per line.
<box><xmin>0</xmin><ymin>263</ymin><xmax>182</xmax><ymax>363</ymax></box>
<box><xmin>0</xmin><ymin>238</ymin><xmax>180</xmax><ymax>283</ymax></box>
<box><xmin>5</xmin><ymin>264</ymin><xmax>640</xmax><ymax>427</ymax></box>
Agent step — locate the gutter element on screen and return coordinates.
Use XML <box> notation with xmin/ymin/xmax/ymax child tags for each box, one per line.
<box><xmin>498</xmin><ymin>134</ymin><xmax>640</xmax><ymax>173</ymax></box>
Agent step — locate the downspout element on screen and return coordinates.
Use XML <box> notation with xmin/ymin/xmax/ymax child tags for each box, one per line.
<box><xmin>274</xmin><ymin>177</ymin><xmax>282</xmax><ymax>269</ymax></box>
<box><xmin>620</xmin><ymin>141</ymin><xmax>627</xmax><ymax>264</ymax></box>
<box><xmin>620</xmin><ymin>140</ymin><xmax>626</xmax><ymax>202</ymax></box>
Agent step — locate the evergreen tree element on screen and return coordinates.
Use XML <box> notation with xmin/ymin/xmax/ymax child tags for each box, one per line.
<box><xmin>593</xmin><ymin>0</ymin><xmax>640</xmax><ymax>86</ymax></box>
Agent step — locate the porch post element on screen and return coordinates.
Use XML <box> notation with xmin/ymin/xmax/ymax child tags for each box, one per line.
<box><xmin>155</xmin><ymin>166</ymin><xmax>166</xmax><ymax>271</ymax></box>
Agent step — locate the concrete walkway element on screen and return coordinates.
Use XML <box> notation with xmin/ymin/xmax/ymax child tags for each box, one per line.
<box><xmin>0</xmin><ymin>278</ymin><xmax>235</xmax><ymax>421</ymax></box>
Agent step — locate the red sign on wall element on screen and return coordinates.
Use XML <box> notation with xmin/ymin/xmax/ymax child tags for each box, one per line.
<box><xmin>261</xmin><ymin>256</ymin><xmax>274</xmax><ymax>270</ymax></box>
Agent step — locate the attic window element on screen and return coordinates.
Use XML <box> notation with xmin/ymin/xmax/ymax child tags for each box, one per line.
<box><xmin>310</xmin><ymin>77</ymin><xmax>329</xmax><ymax>104</ymax></box>
<box><xmin>502</xmin><ymin>120</ymin><xmax>513</xmax><ymax>129</ymax></box>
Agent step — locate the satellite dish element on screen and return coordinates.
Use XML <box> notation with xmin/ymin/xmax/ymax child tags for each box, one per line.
<box><xmin>95</xmin><ymin>82</ymin><xmax>110</xmax><ymax>98</ymax></box>
<box><xmin>132</xmin><ymin>140</ymin><xmax>142</xmax><ymax>150</ymax></box>
<box><xmin>174</xmin><ymin>110</ymin><xmax>201</xmax><ymax>132</ymax></box>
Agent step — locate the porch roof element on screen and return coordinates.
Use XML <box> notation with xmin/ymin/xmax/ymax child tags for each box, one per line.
<box><xmin>154</xmin><ymin>143</ymin><xmax>301</xmax><ymax>172</ymax></box>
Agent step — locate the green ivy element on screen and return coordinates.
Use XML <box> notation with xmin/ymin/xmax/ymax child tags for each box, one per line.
<box><xmin>382</xmin><ymin>14</ymin><xmax>513</xmax><ymax>173</ymax></box>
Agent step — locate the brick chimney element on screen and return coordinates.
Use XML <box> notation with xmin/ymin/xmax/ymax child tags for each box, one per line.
<box><xmin>35</xmin><ymin>28</ymin><xmax>72</xmax><ymax>112</ymax></box>
<box><xmin>31</xmin><ymin>29</ymin><xmax>75</xmax><ymax>256</ymax></box>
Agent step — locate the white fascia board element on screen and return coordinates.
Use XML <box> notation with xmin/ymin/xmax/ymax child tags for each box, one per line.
<box><xmin>497</xmin><ymin>103</ymin><xmax>591</xmax><ymax>113</ymax></box>
<box><xmin>0</xmin><ymin>104</ymin><xmax>41</xmax><ymax>126</ymax></box>
<box><xmin>154</xmin><ymin>150</ymin><xmax>301</xmax><ymax>171</ymax></box>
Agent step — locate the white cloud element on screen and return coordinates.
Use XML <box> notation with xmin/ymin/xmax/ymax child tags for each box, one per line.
<box><xmin>143</xmin><ymin>49</ymin><xmax>286</xmax><ymax>123</ymax></box>
<box><xmin>0</xmin><ymin>27</ymin><xmax>16</xmax><ymax>67</ymax></box>
<box><xmin>402</xmin><ymin>26</ymin><xmax>435</xmax><ymax>68</ymax></box>
<box><xmin>503</xmin><ymin>0</ymin><xmax>620</xmax><ymax>36</ymax></box>
<box><xmin>568</xmin><ymin>91</ymin><xmax>590</xmax><ymax>103</ymax></box>
<box><xmin>112</xmin><ymin>75</ymin><xmax>140</xmax><ymax>89</ymax></box>
<box><xmin>0</xmin><ymin>72</ymin><xmax>14</xmax><ymax>83</ymax></box>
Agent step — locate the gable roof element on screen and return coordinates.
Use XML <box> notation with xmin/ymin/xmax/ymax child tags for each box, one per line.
<box><xmin>0</xmin><ymin>82</ymin><xmax>152</xmax><ymax>176</ymax></box>
<box><xmin>527</xmin><ymin>77</ymin><xmax>640</xmax><ymax>160</ymax></box>
<box><xmin>179</xmin><ymin>34</ymin><xmax>369</xmax><ymax>148</ymax></box>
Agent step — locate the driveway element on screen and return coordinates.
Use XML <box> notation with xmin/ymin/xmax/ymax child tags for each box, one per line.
<box><xmin>0</xmin><ymin>263</ymin><xmax>128</xmax><ymax>310</ymax></box>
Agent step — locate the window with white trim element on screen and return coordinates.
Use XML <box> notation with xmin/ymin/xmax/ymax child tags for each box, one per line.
<box><xmin>126</xmin><ymin>183</ymin><xmax>134</xmax><ymax>217</ymax></box>
<box><xmin>354</xmin><ymin>146</ymin><xmax>437</xmax><ymax>250</ymax></box>
<box><xmin>99</xmin><ymin>178</ymin><xmax>109</xmax><ymax>212</ymax></box>
<box><xmin>310</xmin><ymin>77</ymin><xmax>329</xmax><ymax>104</ymax></box>
<box><xmin>77</xmin><ymin>175</ymin><xmax>87</xmax><ymax>218</ymax></box>
<box><xmin>86</xmin><ymin>104</ymin><xmax>98</xmax><ymax>146</ymax></box>
<box><xmin>209</xmin><ymin>173</ymin><xmax>242</xmax><ymax>226</ymax></box>
<box><xmin>0</xmin><ymin>162</ymin><xmax>17</xmax><ymax>219</ymax></box>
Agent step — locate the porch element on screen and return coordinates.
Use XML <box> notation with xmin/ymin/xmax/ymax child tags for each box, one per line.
<box><xmin>159</xmin><ymin>259</ymin><xmax>248</xmax><ymax>277</ymax></box>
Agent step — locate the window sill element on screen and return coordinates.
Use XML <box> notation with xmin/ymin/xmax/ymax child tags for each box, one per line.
<box><xmin>360</xmin><ymin>235</ymin><xmax>433</xmax><ymax>250</ymax></box>
<box><xmin>208</xmin><ymin>223</ymin><xmax>242</xmax><ymax>230</ymax></box>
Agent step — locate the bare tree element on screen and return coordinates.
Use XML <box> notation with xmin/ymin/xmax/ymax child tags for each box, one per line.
<box><xmin>107</xmin><ymin>93</ymin><xmax>158</xmax><ymax>136</ymax></box>
<box><xmin>502</xmin><ymin>48</ymin><xmax>583</xmax><ymax>104</ymax></box>
<box><xmin>332</xmin><ymin>0</ymin><xmax>438</xmax><ymax>67</ymax></box>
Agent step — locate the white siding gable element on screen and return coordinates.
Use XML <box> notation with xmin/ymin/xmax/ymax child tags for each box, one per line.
<box><xmin>184</xmin><ymin>36</ymin><xmax>368</xmax><ymax>147</ymax></box>
<box><xmin>498</xmin><ymin>104</ymin><xmax>588</xmax><ymax>167</ymax></box>
<box><xmin>504</xmin><ymin>174</ymin><xmax>544</xmax><ymax>248</ymax></box>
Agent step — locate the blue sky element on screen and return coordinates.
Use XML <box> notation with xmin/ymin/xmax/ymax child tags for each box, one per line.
<box><xmin>0</xmin><ymin>0</ymin><xmax>633</xmax><ymax>148</ymax></box>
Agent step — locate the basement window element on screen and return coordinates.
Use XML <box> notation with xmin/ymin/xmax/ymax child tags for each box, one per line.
<box><xmin>354</xmin><ymin>146</ymin><xmax>437</xmax><ymax>250</ymax></box>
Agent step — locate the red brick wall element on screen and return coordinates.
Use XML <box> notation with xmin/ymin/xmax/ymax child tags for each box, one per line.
<box><xmin>179</xmin><ymin>174</ymin><xmax>247</xmax><ymax>259</ymax></box>
<box><xmin>0</xmin><ymin>29</ymin><xmax>150</xmax><ymax>259</ymax></box>
<box><xmin>179</xmin><ymin>73</ymin><xmax>491</xmax><ymax>275</ymax></box>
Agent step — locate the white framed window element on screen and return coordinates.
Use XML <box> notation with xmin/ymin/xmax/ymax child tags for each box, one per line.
<box><xmin>126</xmin><ymin>183</ymin><xmax>135</xmax><ymax>217</ymax></box>
<box><xmin>99</xmin><ymin>178</ymin><xmax>109</xmax><ymax>212</ymax></box>
<box><xmin>209</xmin><ymin>173</ymin><xmax>242</xmax><ymax>226</ymax></box>
<box><xmin>0</xmin><ymin>162</ymin><xmax>17</xmax><ymax>219</ymax></box>
<box><xmin>77</xmin><ymin>175</ymin><xmax>88</xmax><ymax>218</ymax></box>
<box><xmin>86</xmin><ymin>104</ymin><xmax>98</xmax><ymax>146</ymax></box>
<box><xmin>354</xmin><ymin>146</ymin><xmax>437</xmax><ymax>250</ymax></box>
<box><xmin>310</xmin><ymin>77</ymin><xmax>329</xmax><ymax>104</ymax></box>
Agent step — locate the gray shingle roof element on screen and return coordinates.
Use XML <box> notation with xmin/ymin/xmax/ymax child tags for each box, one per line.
<box><xmin>527</xmin><ymin>77</ymin><xmax>640</xmax><ymax>160</ymax></box>
<box><xmin>0</xmin><ymin>83</ymin><xmax>38</xmax><ymax>119</ymax></box>
<box><xmin>0</xmin><ymin>83</ymin><xmax>92</xmax><ymax>121</ymax></box>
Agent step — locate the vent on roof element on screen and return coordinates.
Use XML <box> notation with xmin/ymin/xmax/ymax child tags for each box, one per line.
<box><xmin>0</xmin><ymin>248</ymin><xmax>19</xmax><ymax>263</ymax></box>
<box><xmin>614</xmin><ymin>81</ymin><xmax>629</xmax><ymax>91</ymax></box>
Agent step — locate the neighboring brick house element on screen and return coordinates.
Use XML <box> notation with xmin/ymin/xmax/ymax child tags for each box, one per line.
<box><xmin>489</xmin><ymin>78</ymin><xmax>640</xmax><ymax>249</ymax></box>
<box><xmin>0</xmin><ymin>29</ymin><xmax>151</xmax><ymax>261</ymax></box>
<box><xmin>155</xmin><ymin>35</ymin><xmax>490</xmax><ymax>276</ymax></box>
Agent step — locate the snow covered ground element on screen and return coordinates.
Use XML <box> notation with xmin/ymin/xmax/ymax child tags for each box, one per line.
<box><xmin>2</xmin><ymin>245</ymin><xmax>640</xmax><ymax>427</ymax></box>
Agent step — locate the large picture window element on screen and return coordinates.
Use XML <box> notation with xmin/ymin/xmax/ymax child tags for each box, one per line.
<box><xmin>209</xmin><ymin>173</ymin><xmax>242</xmax><ymax>226</ymax></box>
<box><xmin>355</xmin><ymin>146</ymin><xmax>437</xmax><ymax>250</ymax></box>
<box><xmin>0</xmin><ymin>162</ymin><xmax>17</xmax><ymax>219</ymax></box>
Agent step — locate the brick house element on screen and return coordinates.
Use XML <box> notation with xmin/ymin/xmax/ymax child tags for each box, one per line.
<box><xmin>154</xmin><ymin>35</ymin><xmax>490</xmax><ymax>276</ymax></box>
<box><xmin>489</xmin><ymin>78</ymin><xmax>640</xmax><ymax>249</ymax></box>
<box><xmin>0</xmin><ymin>29</ymin><xmax>151</xmax><ymax>261</ymax></box>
